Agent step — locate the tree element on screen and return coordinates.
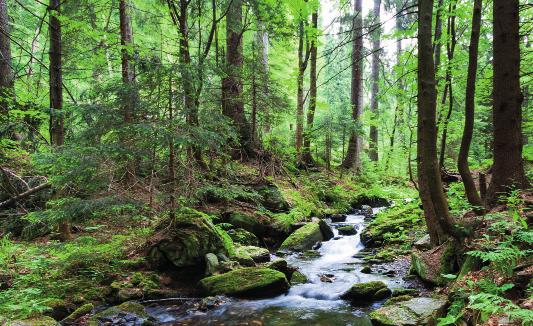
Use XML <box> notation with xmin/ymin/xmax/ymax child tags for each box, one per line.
<box><xmin>487</xmin><ymin>0</ymin><xmax>529</xmax><ymax>204</ymax></box>
<box><xmin>341</xmin><ymin>0</ymin><xmax>363</xmax><ymax>171</ymax></box>
<box><xmin>49</xmin><ymin>0</ymin><xmax>64</xmax><ymax>147</ymax></box>
<box><xmin>0</xmin><ymin>0</ymin><xmax>13</xmax><ymax>115</ymax></box>
<box><xmin>417</xmin><ymin>0</ymin><xmax>454</xmax><ymax>246</ymax></box>
<box><xmin>295</xmin><ymin>17</ymin><xmax>310</xmax><ymax>158</ymax></box>
<box><xmin>368</xmin><ymin>0</ymin><xmax>381</xmax><ymax>162</ymax></box>
<box><xmin>222</xmin><ymin>0</ymin><xmax>252</xmax><ymax>157</ymax></box>
<box><xmin>301</xmin><ymin>10</ymin><xmax>318</xmax><ymax>166</ymax></box>
<box><xmin>458</xmin><ymin>0</ymin><xmax>484</xmax><ymax>211</ymax></box>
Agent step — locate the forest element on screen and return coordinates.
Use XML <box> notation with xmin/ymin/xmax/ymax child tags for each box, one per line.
<box><xmin>0</xmin><ymin>0</ymin><xmax>532</xmax><ymax>325</ymax></box>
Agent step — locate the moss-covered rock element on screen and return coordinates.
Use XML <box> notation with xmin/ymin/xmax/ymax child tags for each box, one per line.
<box><xmin>410</xmin><ymin>241</ymin><xmax>456</xmax><ymax>285</ymax></box>
<box><xmin>10</xmin><ymin>316</ymin><xmax>59</xmax><ymax>326</ymax></box>
<box><xmin>227</xmin><ymin>228</ymin><xmax>259</xmax><ymax>246</ymax></box>
<box><xmin>147</xmin><ymin>208</ymin><xmax>232</xmax><ymax>269</ymax></box>
<box><xmin>290</xmin><ymin>270</ymin><xmax>308</xmax><ymax>285</ymax></box>
<box><xmin>88</xmin><ymin>301</ymin><xmax>154</xmax><ymax>326</ymax></box>
<box><xmin>234</xmin><ymin>245</ymin><xmax>270</xmax><ymax>263</ymax></box>
<box><xmin>205</xmin><ymin>253</ymin><xmax>220</xmax><ymax>276</ymax></box>
<box><xmin>227</xmin><ymin>212</ymin><xmax>267</xmax><ymax>236</ymax></box>
<box><xmin>280</xmin><ymin>222</ymin><xmax>323</xmax><ymax>251</ymax></box>
<box><xmin>318</xmin><ymin>219</ymin><xmax>334</xmax><ymax>240</ymax></box>
<box><xmin>199</xmin><ymin>267</ymin><xmax>289</xmax><ymax>298</ymax></box>
<box><xmin>384</xmin><ymin>295</ymin><xmax>413</xmax><ymax>306</ymax></box>
<box><xmin>256</xmin><ymin>185</ymin><xmax>290</xmax><ymax>212</ymax></box>
<box><xmin>43</xmin><ymin>298</ymin><xmax>73</xmax><ymax>320</ymax></box>
<box><xmin>392</xmin><ymin>288</ymin><xmax>418</xmax><ymax>297</ymax></box>
<box><xmin>370</xmin><ymin>296</ymin><xmax>448</xmax><ymax>326</ymax></box>
<box><xmin>63</xmin><ymin>303</ymin><xmax>94</xmax><ymax>324</ymax></box>
<box><xmin>337</xmin><ymin>225</ymin><xmax>357</xmax><ymax>235</ymax></box>
<box><xmin>340</xmin><ymin>281</ymin><xmax>391</xmax><ymax>303</ymax></box>
<box><xmin>265</xmin><ymin>258</ymin><xmax>295</xmax><ymax>280</ymax></box>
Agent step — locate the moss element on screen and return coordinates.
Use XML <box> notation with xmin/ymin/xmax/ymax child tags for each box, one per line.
<box><xmin>199</xmin><ymin>267</ymin><xmax>289</xmax><ymax>298</ymax></box>
<box><xmin>341</xmin><ymin>281</ymin><xmax>391</xmax><ymax>302</ymax></box>
<box><xmin>88</xmin><ymin>301</ymin><xmax>150</xmax><ymax>326</ymax></box>
<box><xmin>234</xmin><ymin>245</ymin><xmax>270</xmax><ymax>263</ymax></box>
<box><xmin>384</xmin><ymin>295</ymin><xmax>413</xmax><ymax>306</ymax></box>
<box><xmin>392</xmin><ymin>288</ymin><xmax>418</xmax><ymax>297</ymax></box>
<box><xmin>337</xmin><ymin>225</ymin><xmax>357</xmax><ymax>235</ymax></box>
<box><xmin>227</xmin><ymin>228</ymin><xmax>259</xmax><ymax>246</ymax></box>
<box><xmin>279</xmin><ymin>223</ymin><xmax>323</xmax><ymax>251</ymax></box>
<box><xmin>290</xmin><ymin>271</ymin><xmax>308</xmax><ymax>285</ymax></box>
<box><xmin>63</xmin><ymin>303</ymin><xmax>94</xmax><ymax>324</ymax></box>
<box><xmin>227</xmin><ymin>212</ymin><xmax>266</xmax><ymax>236</ymax></box>
<box><xmin>369</xmin><ymin>305</ymin><xmax>419</xmax><ymax>326</ymax></box>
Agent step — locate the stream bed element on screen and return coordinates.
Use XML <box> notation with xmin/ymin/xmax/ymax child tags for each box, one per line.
<box><xmin>145</xmin><ymin>210</ymin><xmax>417</xmax><ymax>325</ymax></box>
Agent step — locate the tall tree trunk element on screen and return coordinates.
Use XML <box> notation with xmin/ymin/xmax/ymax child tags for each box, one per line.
<box><xmin>119</xmin><ymin>0</ymin><xmax>136</xmax><ymax>181</ymax></box>
<box><xmin>222</xmin><ymin>0</ymin><xmax>252</xmax><ymax>157</ymax></box>
<box><xmin>341</xmin><ymin>0</ymin><xmax>363</xmax><ymax>171</ymax></box>
<box><xmin>458</xmin><ymin>0</ymin><xmax>484</xmax><ymax>211</ymax></box>
<box><xmin>487</xmin><ymin>0</ymin><xmax>528</xmax><ymax>204</ymax></box>
<box><xmin>438</xmin><ymin>1</ymin><xmax>456</xmax><ymax>169</ymax></box>
<box><xmin>433</xmin><ymin>0</ymin><xmax>443</xmax><ymax>73</ymax></box>
<box><xmin>168</xmin><ymin>76</ymin><xmax>176</xmax><ymax>219</ymax></box>
<box><xmin>49</xmin><ymin>0</ymin><xmax>70</xmax><ymax>242</ymax></box>
<box><xmin>256</xmin><ymin>17</ymin><xmax>270</xmax><ymax>134</ymax></box>
<box><xmin>302</xmin><ymin>11</ymin><xmax>318</xmax><ymax>166</ymax></box>
<box><xmin>49</xmin><ymin>0</ymin><xmax>64</xmax><ymax>147</ymax></box>
<box><xmin>417</xmin><ymin>0</ymin><xmax>454</xmax><ymax>247</ymax></box>
<box><xmin>0</xmin><ymin>0</ymin><xmax>13</xmax><ymax>115</ymax></box>
<box><xmin>369</xmin><ymin>0</ymin><xmax>381</xmax><ymax>162</ymax></box>
<box><xmin>295</xmin><ymin>20</ymin><xmax>308</xmax><ymax>157</ymax></box>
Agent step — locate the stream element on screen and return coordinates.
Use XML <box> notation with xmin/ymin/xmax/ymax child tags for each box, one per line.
<box><xmin>145</xmin><ymin>209</ymin><xmax>414</xmax><ymax>325</ymax></box>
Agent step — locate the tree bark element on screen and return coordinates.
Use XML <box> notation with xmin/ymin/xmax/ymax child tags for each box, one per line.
<box><xmin>302</xmin><ymin>11</ymin><xmax>318</xmax><ymax>166</ymax></box>
<box><xmin>369</xmin><ymin>0</ymin><xmax>381</xmax><ymax>162</ymax></box>
<box><xmin>341</xmin><ymin>0</ymin><xmax>363</xmax><ymax>171</ymax></box>
<box><xmin>222</xmin><ymin>0</ymin><xmax>252</xmax><ymax>157</ymax></box>
<box><xmin>49</xmin><ymin>0</ymin><xmax>64</xmax><ymax>147</ymax></box>
<box><xmin>433</xmin><ymin>0</ymin><xmax>443</xmax><ymax>73</ymax></box>
<box><xmin>417</xmin><ymin>0</ymin><xmax>454</xmax><ymax>247</ymax></box>
<box><xmin>295</xmin><ymin>19</ymin><xmax>309</xmax><ymax>157</ymax></box>
<box><xmin>458</xmin><ymin>0</ymin><xmax>484</xmax><ymax>211</ymax></box>
<box><xmin>487</xmin><ymin>0</ymin><xmax>528</xmax><ymax>204</ymax></box>
<box><xmin>0</xmin><ymin>0</ymin><xmax>13</xmax><ymax>115</ymax></box>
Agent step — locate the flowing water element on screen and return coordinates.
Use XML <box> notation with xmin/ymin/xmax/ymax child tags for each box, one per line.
<box><xmin>146</xmin><ymin>209</ymin><xmax>409</xmax><ymax>325</ymax></box>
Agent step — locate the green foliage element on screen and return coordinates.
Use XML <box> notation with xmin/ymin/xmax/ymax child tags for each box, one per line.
<box><xmin>468</xmin><ymin>292</ymin><xmax>533</xmax><ymax>325</ymax></box>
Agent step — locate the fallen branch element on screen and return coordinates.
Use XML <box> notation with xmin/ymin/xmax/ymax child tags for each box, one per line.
<box><xmin>0</xmin><ymin>182</ymin><xmax>51</xmax><ymax>209</ymax></box>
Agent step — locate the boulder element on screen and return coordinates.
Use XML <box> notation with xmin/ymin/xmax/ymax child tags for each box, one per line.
<box><xmin>256</xmin><ymin>185</ymin><xmax>289</xmax><ymax>212</ymax></box>
<box><xmin>9</xmin><ymin>317</ymin><xmax>59</xmax><ymax>326</ymax></box>
<box><xmin>265</xmin><ymin>259</ymin><xmax>295</xmax><ymax>280</ymax></box>
<box><xmin>392</xmin><ymin>288</ymin><xmax>418</xmax><ymax>297</ymax></box>
<box><xmin>146</xmin><ymin>208</ymin><xmax>232</xmax><ymax>269</ymax></box>
<box><xmin>227</xmin><ymin>228</ymin><xmax>259</xmax><ymax>246</ymax></box>
<box><xmin>361</xmin><ymin>205</ymin><xmax>374</xmax><ymax>217</ymax></box>
<box><xmin>360</xmin><ymin>266</ymin><xmax>372</xmax><ymax>274</ymax></box>
<box><xmin>235</xmin><ymin>245</ymin><xmax>270</xmax><ymax>263</ymax></box>
<box><xmin>413</xmin><ymin>235</ymin><xmax>431</xmax><ymax>250</ymax></box>
<box><xmin>318</xmin><ymin>219</ymin><xmax>334</xmax><ymax>240</ymax></box>
<box><xmin>205</xmin><ymin>253</ymin><xmax>220</xmax><ymax>276</ymax></box>
<box><xmin>279</xmin><ymin>222</ymin><xmax>324</xmax><ymax>251</ymax></box>
<box><xmin>290</xmin><ymin>271</ymin><xmax>308</xmax><ymax>285</ymax></box>
<box><xmin>337</xmin><ymin>225</ymin><xmax>357</xmax><ymax>235</ymax></box>
<box><xmin>341</xmin><ymin>281</ymin><xmax>391</xmax><ymax>303</ymax></box>
<box><xmin>63</xmin><ymin>303</ymin><xmax>94</xmax><ymax>324</ymax></box>
<box><xmin>410</xmin><ymin>241</ymin><xmax>456</xmax><ymax>285</ymax></box>
<box><xmin>329</xmin><ymin>214</ymin><xmax>347</xmax><ymax>222</ymax></box>
<box><xmin>43</xmin><ymin>298</ymin><xmax>74</xmax><ymax>320</ymax></box>
<box><xmin>370</xmin><ymin>296</ymin><xmax>448</xmax><ymax>326</ymax></box>
<box><xmin>199</xmin><ymin>267</ymin><xmax>289</xmax><ymax>298</ymax></box>
<box><xmin>227</xmin><ymin>212</ymin><xmax>267</xmax><ymax>236</ymax></box>
<box><xmin>88</xmin><ymin>301</ymin><xmax>155</xmax><ymax>326</ymax></box>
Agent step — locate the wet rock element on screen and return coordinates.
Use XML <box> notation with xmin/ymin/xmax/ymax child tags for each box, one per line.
<box><xmin>329</xmin><ymin>214</ymin><xmax>347</xmax><ymax>222</ymax></box>
<box><xmin>227</xmin><ymin>228</ymin><xmax>259</xmax><ymax>246</ymax></box>
<box><xmin>384</xmin><ymin>295</ymin><xmax>413</xmax><ymax>306</ymax></box>
<box><xmin>382</xmin><ymin>270</ymin><xmax>396</xmax><ymax>276</ymax></box>
<box><xmin>290</xmin><ymin>271</ymin><xmax>308</xmax><ymax>285</ymax></box>
<box><xmin>280</xmin><ymin>222</ymin><xmax>324</xmax><ymax>251</ymax></box>
<box><xmin>199</xmin><ymin>267</ymin><xmax>289</xmax><ymax>298</ymax></box>
<box><xmin>198</xmin><ymin>296</ymin><xmax>226</xmax><ymax>311</ymax></box>
<box><xmin>205</xmin><ymin>253</ymin><xmax>220</xmax><ymax>276</ymax></box>
<box><xmin>117</xmin><ymin>287</ymin><xmax>143</xmax><ymax>302</ymax></box>
<box><xmin>63</xmin><ymin>303</ymin><xmax>94</xmax><ymax>324</ymax></box>
<box><xmin>318</xmin><ymin>219</ymin><xmax>334</xmax><ymax>240</ymax></box>
<box><xmin>341</xmin><ymin>281</ymin><xmax>391</xmax><ymax>303</ymax></box>
<box><xmin>333</xmin><ymin>236</ymin><xmax>342</xmax><ymax>240</ymax></box>
<box><xmin>337</xmin><ymin>225</ymin><xmax>357</xmax><ymax>235</ymax></box>
<box><xmin>370</xmin><ymin>296</ymin><xmax>448</xmax><ymax>326</ymax></box>
<box><xmin>312</xmin><ymin>241</ymin><xmax>322</xmax><ymax>250</ymax></box>
<box><xmin>302</xmin><ymin>250</ymin><xmax>321</xmax><ymax>258</ymax></box>
<box><xmin>410</xmin><ymin>241</ymin><xmax>456</xmax><ymax>285</ymax></box>
<box><xmin>413</xmin><ymin>235</ymin><xmax>431</xmax><ymax>250</ymax></box>
<box><xmin>360</xmin><ymin>266</ymin><xmax>372</xmax><ymax>274</ymax></box>
<box><xmin>392</xmin><ymin>288</ymin><xmax>418</xmax><ymax>297</ymax></box>
<box><xmin>265</xmin><ymin>259</ymin><xmax>295</xmax><ymax>280</ymax></box>
<box><xmin>361</xmin><ymin>205</ymin><xmax>373</xmax><ymax>217</ymax></box>
<box><xmin>88</xmin><ymin>301</ymin><xmax>155</xmax><ymax>326</ymax></box>
<box><xmin>319</xmin><ymin>273</ymin><xmax>336</xmax><ymax>283</ymax></box>
<box><xmin>146</xmin><ymin>208</ymin><xmax>232</xmax><ymax>269</ymax></box>
<box><xmin>235</xmin><ymin>245</ymin><xmax>270</xmax><ymax>263</ymax></box>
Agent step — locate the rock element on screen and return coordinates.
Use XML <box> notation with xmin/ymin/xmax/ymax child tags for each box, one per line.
<box><xmin>205</xmin><ymin>253</ymin><xmax>220</xmax><ymax>276</ymax></box>
<box><xmin>21</xmin><ymin>221</ymin><xmax>51</xmax><ymax>241</ymax></box>
<box><xmin>329</xmin><ymin>214</ymin><xmax>347</xmax><ymax>222</ymax></box>
<box><xmin>198</xmin><ymin>296</ymin><xmax>226</xmax><ymax>311</ymax></box>
<box><xmin>312</xmin><ymin>241</ymin><xmax>322</xmax><ymax>250</ymax></box>
<box><xmin>337</xmin><ymin>225</ymin><xmax>357</xmax><ymax>235</ymax></box>
<box><xmin>392</xmin><ymin>288</ymin><xmax>418</xmax><ymax>297</ymax></box>
<box><xmin>43</xmin><ymin>298</ymin><xmax>73</xmax><ymax>320</ymax></box>
<box><xmin>360</xmin><ymin>266</ymin><xmax>372</xmax><ymax>274</ymax></box>
<box><xmin>410</xmin><ymin>241</ymin><xmax>456</xmax><ymax>285</ymax></box>
<box><xmin>256</xmin><ymin>184</ymin><xmax>289</xmax><ymax>212</ymax></box>
<box><xmin>382</xmin><ymin>270</ymin><xmax>396</xmax><ymax>276</ymax></box>
<box><xmin>265</xmin><ymin>259</ymin><xmax>295</xmax><ymax>280</ymax></box>
<box><xmin>384</xmin><ymin>295</ymin><xmax>413</xmax><ymax>306</ymax></box>
<box><xmin>147</xmin><ymin>208</ymin><xmax>232</xmax><ymax>269</ymax></box>
<box><xmin>302</xmin><ymin>250</ymin><xmax>321</xmax><ymax>258</ymax></box>
<box><xmin>290</xmin><ymin>270</ymin><xmax>308</xmax><ymax>285</ymax></box>
<box><xmin>457</xmin><ymin>255</ymin><xmax>481</xmax><ymax>279</ymax></box>
<box><xmin>234</xmin><ymin>245</ymin><xmax>270</xmax><ymax>263</ymax></box>
<box><xmin>88</xmin><ymin>301</ymin><xmax>154</xmax><ymax>326</ymax></box>
<box><xmin>333</xmin><ymin>236</ymin><xmax>342</xmax><ymax>240</ymax></box>
<box><xmin>341</xmin><ymin>281</ymin><xmax>391</xmax><ymax>303</ymax></box>
<box><xmin>9</xmin><ymin>317</ymin><xmax>59</xmax><ymax>326</ymax></box>
<box><xmin>370</xmin><ymin>296</ymin><xmax>448</xmax><ymax>326</ymax></box>
<box><xmin>320</xmin><ymin>273</ymin><xmax>336</xmax><ymax>283</ymax></box>
<box><xmin>227</xmin><ymin>228</ymin><xmax>259</xmax><ymax>246</ymax></box>
<box><xmin>318</xmin><ymin>219</ymin><xmax>334</xmax><ymax>240</ymax></box>
<box><xmin>228</xmin><ymin>212</ymin><xmax>267</xmax><ymax>236</ymax></box>
<box><xmin>279</xmin><ymin>223</ymin><xmax>324</xmax><ymax>251</ymax></box>
<box><xmin>199</xmin><ymin>267</ymin><xmax>289</xmax><ymax>298</ymax></box>
<box><xmin>361</xmin><ymin>205</ymin><xmax>373</xmax><ymax>217</ymax></box>
<box><xmin>413</xmin><ymin>235</ymin><xmax>431</xmax><ymax>250</ymax></box>
<box><xmin>63</xmin><ymin>303</ymin><xmax>94</xmax><ymax>324</ymax></box>
<box><xmin>117</xmin><ymin>287</ymin><xmax>143</xmax><ymax>302</ymax></box>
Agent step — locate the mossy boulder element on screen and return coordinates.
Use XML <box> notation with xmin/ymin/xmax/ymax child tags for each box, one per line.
<box><xmin>88</xmin><ymin>301</ymin><xmax>155</xmax><ymax>326</ymax></box>
<box><xmin>410</xmin><ymin>241</ymin><xmax>456</xmax><ymax>285</ymax></box>
<box><xmin>290</xmin><ymin>270</ymin><xmax>308</xmax><ymax>285</ymax></box>
<box><xmin>340</xmin><ymin>281</ymin><xmax>391</xmax><ymax>303</ymax></box>
<box><xmin>10</xmin><ymin>317</ymin><xmax>59</xmax><ymax>326</ymax></box>
<box><xmin>63</xmin><ymin>303</ymin><xmax>94</xmax><ymax>324</ymax></box>
<box><xmin>280</xmin><ymin>222</ymin><xmax>324</xmax><ymax>251</ymax></box>
<box><xmin>43</xmin><ymin>298</ymin><xmax>74</xmax><ymax>320</ymax></box>
<box><xmin>370</xmin><ymin>296</ymin><xmax>448</xmax><ymax>326</ymax></box>
<box><xmin>265</xmin><ymin>258</ymin><xmax>295</xmax><ymax>280</ymax></box>
<box><xmin>256</xmin><ymin>185</ymin><xmax>290</xmax><ymax>212</ymax></box>
<box><xmin>199</xmin><ymin>267</ymin><xmax>289</xmax><ymax>298</ymax></box>
<box><xmin>234</xmin><ymin>245</ymin><xmax>270</xmax><ymax>263</ymax></box>
<box><xmin>227</xmin><ymin>212</ymin><xmax>267</xmax><ymax>237</ymax></box>
<box><xmin>147</xmin><ymin>208</ymin><xmax>232</xmax><ymax>269</ymax></box>
<box><xmin>318</xmin><ymin>219</ymin><xmax>334</xmax><ymax>240</ymax></box>
<box><xmin>384</xmin><ymin>295</ymin><xmax>414</xmax><ymax>306</ymax></box>
<box><xmin>205</xmin><ymin>253</ymin><xmax>220</xmax><ymax>276</ymax></box>
<box><xmin>337</xmin><ymin>225</ymin><xmax>357</xmax><ymax>235</ymax></box>
<box><xmin>392</xmin><ymin>288</ymin><xmax>418</xmax><ymax>297</ymax></box>
<box><xmin>227</xmin><ymin>228</ymin><xmax>259</xmax><ymax>246</ymax></box>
